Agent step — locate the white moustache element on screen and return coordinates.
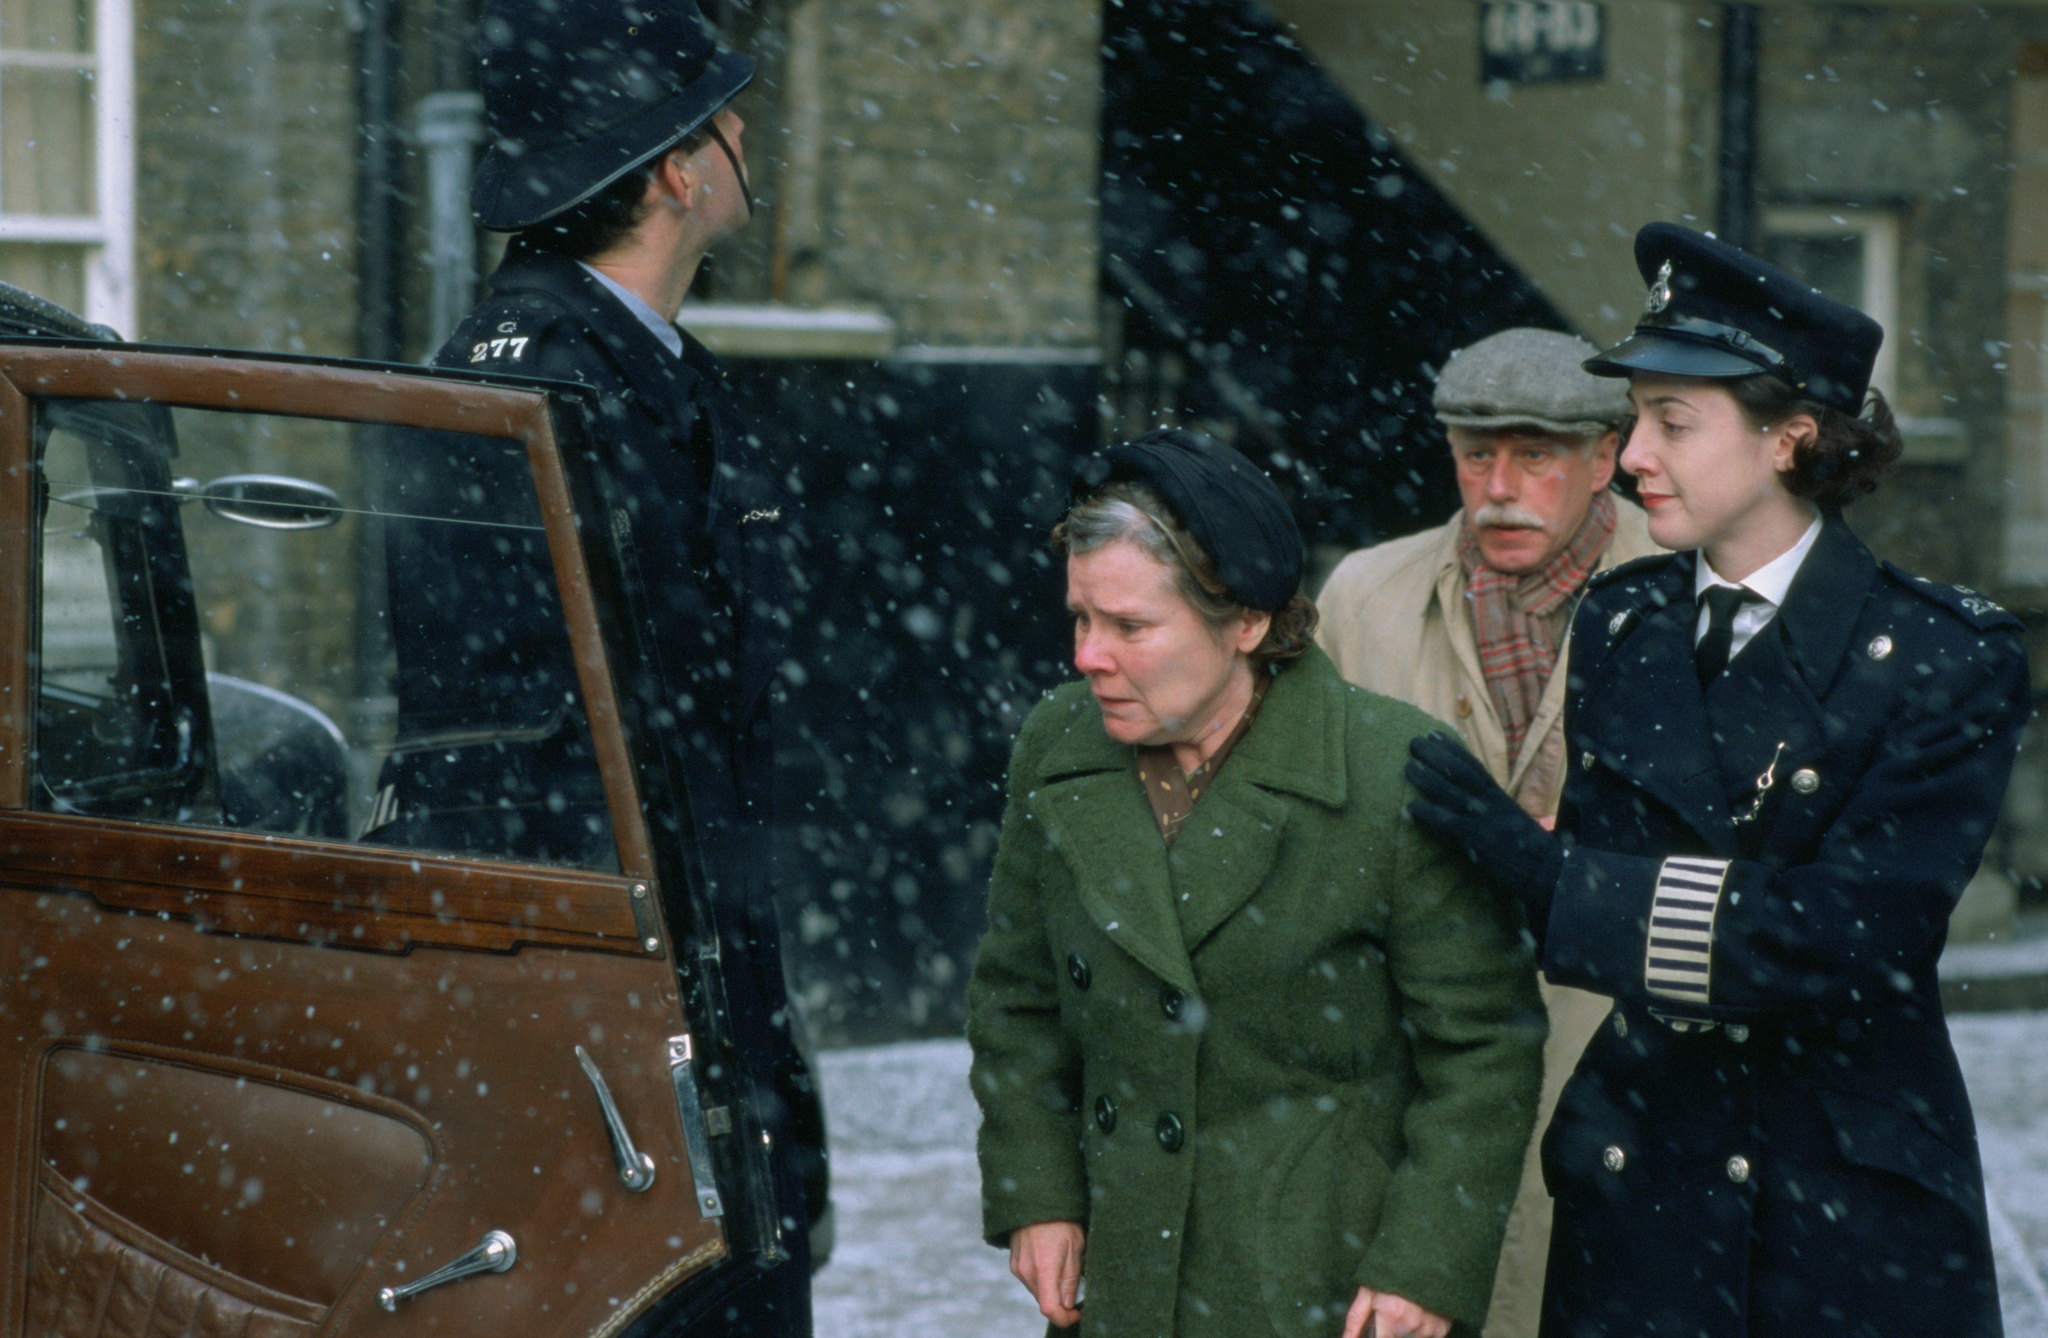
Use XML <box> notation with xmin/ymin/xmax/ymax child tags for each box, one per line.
<box><xmin>1472</xmin><ymin>503</ymin><xmax>1547</xmax><ymax>531</ymax></box>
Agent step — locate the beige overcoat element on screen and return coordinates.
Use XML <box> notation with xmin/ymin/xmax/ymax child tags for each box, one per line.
<box><xmin>1312</xmin><ymin>500</ymin><xmax>1657</xmax><ymax>1338</ymax></box>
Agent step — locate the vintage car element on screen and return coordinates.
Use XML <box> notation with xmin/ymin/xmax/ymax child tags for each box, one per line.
<box><xmin>0</xmin><ymin>285</ymin><xmax>820</xmax><ymax>1335</ymax></box>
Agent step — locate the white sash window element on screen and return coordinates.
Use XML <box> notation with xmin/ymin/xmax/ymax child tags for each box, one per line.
<box><xmin>0</xmin><ymin>0</ymin><xmax>131</xmax><ymax>332</ymax></box>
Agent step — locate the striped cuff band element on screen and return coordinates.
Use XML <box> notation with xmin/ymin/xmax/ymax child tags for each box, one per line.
<box><xmin>1644</xmin><ymin>855</ymin><xmax>1729</xmax><ymax>1006</ymax></box>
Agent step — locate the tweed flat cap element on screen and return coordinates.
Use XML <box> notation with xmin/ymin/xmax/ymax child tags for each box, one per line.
<box><xmin>1433</xmin><ymin>327</ymin><xmax>1628</xmax><ymax>436</ymax></box>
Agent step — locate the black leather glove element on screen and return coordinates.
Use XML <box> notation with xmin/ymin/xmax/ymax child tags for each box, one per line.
<box><xmin>1404</xmin><ymin>732</ymin><xmax>1562</xmax><ymax>934</ymax></box>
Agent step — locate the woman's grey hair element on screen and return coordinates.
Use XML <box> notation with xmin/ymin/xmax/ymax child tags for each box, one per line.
<box><xmin>1053</xmin><ymin>482</ymin><xmax>1317</xmax><ymax>672</ymax></box>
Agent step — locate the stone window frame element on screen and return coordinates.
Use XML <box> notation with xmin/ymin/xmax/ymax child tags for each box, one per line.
<box><xmin>1759</xmin><ymin>203</ymin><xmax>1902</xmax><ymax>401</ymax></box>
<box><xmin>0</xmin><ymin>0</ymin><xmax>133</xmax><ymax>334</ymax></box>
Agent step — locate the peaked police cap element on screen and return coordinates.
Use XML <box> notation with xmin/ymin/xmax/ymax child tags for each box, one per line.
<box><xmin>471</xmin><ymin>0</ymin><xmax>753</xmax><ymax>232</ymax></box>
<box><xmin>1584</xmin><ymin>222</ymin><xmax>1884</xmax><ymax>413</ymax></box>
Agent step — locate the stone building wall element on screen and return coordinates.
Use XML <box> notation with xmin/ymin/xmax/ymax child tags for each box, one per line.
<box><xmin>765</xmin><ymin>0</ymin><xmax>1101</xmax><ymax>348</ymax></box>
<box><xmin>133</xmin><ymin>0</ymin><xmax>359</xmax><ymax>354</ymax></box>
<box><xmin>1756</xmin><ymin>7</ymin><xmax>2048</xmax><ymax>595</ymax></box>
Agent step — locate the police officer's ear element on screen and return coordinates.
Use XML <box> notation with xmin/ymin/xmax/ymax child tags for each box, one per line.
<box><xmin>650</xmin><ymin>152</ymin><xmax>695</xmax><ymax>216</ymax></box>
<box><xmin>1769</xmin><ymin>413</ymin><xmax>1820</xmax><ymax>476</ymax></box>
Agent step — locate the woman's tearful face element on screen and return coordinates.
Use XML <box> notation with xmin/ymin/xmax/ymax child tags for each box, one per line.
<box><xmin>1066</xmin><ymin>538</ymin><xmax>1261</xmax><ymax>751</ymax></box>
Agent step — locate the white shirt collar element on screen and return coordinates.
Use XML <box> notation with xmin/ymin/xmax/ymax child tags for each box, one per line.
<box><xmin>1694</xmin><ymin>514</ymin><xmax>1822</xmax><ymax>609</ymax></box>
<box><xmin>1692</xmin><ymin>515</ymin><xmax>1822</xmax><ymax>657</ymax></box>
<box><xmin>577</xmin><ymin>262</ymin><xmax>684</xmax><ymax>359</ymax></box>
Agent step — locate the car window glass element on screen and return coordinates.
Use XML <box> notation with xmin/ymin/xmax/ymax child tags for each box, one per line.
<box><xmin>32</xmin><ymin>397</ymin><xmax>620</xmax><ymax>871</ymax></box>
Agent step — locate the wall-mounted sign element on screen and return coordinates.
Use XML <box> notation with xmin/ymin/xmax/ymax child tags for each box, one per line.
<box><xmin>1480</xmin><ymin>2</ymin><xmax>1605</xmax><ymax>85</ymax></box>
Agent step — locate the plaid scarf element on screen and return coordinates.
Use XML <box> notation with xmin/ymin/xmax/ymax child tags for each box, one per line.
<box><xmin>1458</xmin><ymin>491</ymin><xmax>1617</xmax><ymax>762</ymax></box>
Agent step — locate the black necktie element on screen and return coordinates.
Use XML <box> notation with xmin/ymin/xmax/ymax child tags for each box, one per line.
<box><xmin>1695</xmin><ymin>585</ymin><xmax>1749</xmax><ymax>687</ymax></box>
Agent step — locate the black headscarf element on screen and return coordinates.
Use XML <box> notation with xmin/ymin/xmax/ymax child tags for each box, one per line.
<box><xmin>1071</xmin><ymin>428</ymin><xmax>1303</xmax><ymax>611</ymax></box>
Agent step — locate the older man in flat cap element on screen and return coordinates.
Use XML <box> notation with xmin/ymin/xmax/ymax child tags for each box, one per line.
<box><xmin>1315</xmin><ymin>327</ymin><xmax>1655</xmax><ymax>1338</ymax></box>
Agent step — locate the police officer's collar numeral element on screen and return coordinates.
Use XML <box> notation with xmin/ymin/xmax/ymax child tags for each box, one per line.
<box><xmin>470</xmin><ymin>335</ymin><xmax>530</xmax><ymax>363</ymax></box>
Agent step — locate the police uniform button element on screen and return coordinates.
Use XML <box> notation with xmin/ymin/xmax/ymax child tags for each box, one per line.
<box><xmin>1455</xmin><ymin>693</ymin><xmax>1473</xmax><ymax>718</ymax></box>
<box><xmin>1791</xmin><ymin>769</ymin><xmax>1819</xmax><ymax>795</ymax></box>
<box><xmin>1156</xmin><ymin>1113</ymin><xmax>1185</xmax><ymax>1153</ymax></box>
<box><xmin>1160</xmin><ymin>986</ymin><xmax>1185</xmax><ymax>1021</ymax></box>
<box><xmin>1612</xmin><ymin>1012</ymin><xmax>1628</xmax><ymax>1038</ymax></box>
<box><xmin>1726</xmin><ymin>1155</ymin><xmax>1751</xmax><ymax>1184</ymax></box>
<box><xmin>1602</xmin><ymin>1146</ymin><xmax>1626</xmax><ymax>1173</ymax></box>
<box><xmin>1608</xmin><ymin>611</ymin><xmax>1629</xmax><ymax>636</ymax></box>
<box><xmin>1726</xmin><ymin>1024</ymin><xmax>1750</xmax><ymax>1043</ymax></box>
<box><xmin>1581</xmin><ymin>750</ymin><xmax>1597</xmax><ymax>772</ymax></box>
<box><xmin>1094</xmin><ymin>1094</ymin><xmax>1117</xmax><ymax>1135</ymax></box>
<box><xmin>1067</xmin><ymin>954</ymin><xmax>1091</xmax><ymax>991</ymax></box>
<box><xmin>1867</xmin><ymin>635</ymin><xmax>1893</xmax><ymax>661</ymax></box>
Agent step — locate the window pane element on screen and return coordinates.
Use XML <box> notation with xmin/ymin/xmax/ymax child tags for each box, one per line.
<box><xmin>1758</xmin><ymin>232</ymin><xmax>1865</xmax><ymax>313</ymax></box>
<box><xmin>0</xmin><ymin>0</ymin><xmax>90</xmax><ymax>54</ymax></box>
<box><xmin>33</xmin><ymin>398</ymin><xmax>620</xmax><ymax>871</ymax></box>
<box><xmin>0</xmin><ymin>242</ymin><xmax>83</xmax><ymax>310</ymax></box>
<box><xmin>1</xmin><ymin>65</ymin><xmax>93</xmax><ymax>214</ymax></box>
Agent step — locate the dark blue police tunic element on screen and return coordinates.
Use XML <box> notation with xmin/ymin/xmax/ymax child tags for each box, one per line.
<box><xmin>423</xmin><ymin>243</ymin><xmax>817</xmax><ymax>1335</ymax></box>
<box><xmin>1538</xmin><ymin>515</ymin><xmax>2027</xmax><ymax>1338</ymax></box>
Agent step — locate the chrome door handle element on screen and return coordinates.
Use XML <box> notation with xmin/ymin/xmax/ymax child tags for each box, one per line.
<box><xmin>378</xmin><ymin>1230</ymin><xmax>516</xmax><ymax>1310</ymax></box>
<box><xmin>577</xmin><ymin>1044</ymin><xmax>657</xmax><ymax>1191</ymax></box>
<box><xmin>668</xmin><ymin>1034</ymin><xmax>725</xmax><ymax>1219</ymax></box>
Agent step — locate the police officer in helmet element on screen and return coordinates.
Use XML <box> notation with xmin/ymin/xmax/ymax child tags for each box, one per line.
<box><xmin>440</xmin><ymin>2</ymin><xmax>819</xmax><ymax>1333</ymax></box>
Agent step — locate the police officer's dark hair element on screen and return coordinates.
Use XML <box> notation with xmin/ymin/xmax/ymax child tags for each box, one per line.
<box><xmin>1053</xmin><ymin>481</ymin><xmax>1318</xmax><ymax>673</ymax></box>
<box><xmin>519</xmin><ymin>128</ymin><xmax>711</xmax><ymax>261</ymax></box>
<box><xmin>1726</xmin><ymin>374</ymin><xmax>1903</xmax><ymax>511</ymax></box>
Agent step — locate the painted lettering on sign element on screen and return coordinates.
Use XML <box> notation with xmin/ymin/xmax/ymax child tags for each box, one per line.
<box><xmin>1480</xmin><ymin>2</ymin><xmax>1604</xmax><ymax>86</ymax></box>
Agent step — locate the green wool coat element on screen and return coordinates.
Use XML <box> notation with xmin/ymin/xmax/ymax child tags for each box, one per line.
<box><xmin>967</xmin><ymin>647</ymin><xmax>1545</xmax><ymax>1338</ymax></box>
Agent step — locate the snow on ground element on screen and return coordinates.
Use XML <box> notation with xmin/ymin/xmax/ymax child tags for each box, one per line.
<box><xmin>817</xmin><ymin>1017</ymin><xmax>2048</xmax><ymax>1337</ymax></box>
<box><xmin>812</xmin><ymin>1038</ymin><xmax>1028</xmax><ymax>1337</ymax></box>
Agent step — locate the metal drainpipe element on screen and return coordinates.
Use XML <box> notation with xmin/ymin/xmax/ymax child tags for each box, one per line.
<box><xmin>356</xmin><ymin>0</ymin><xmax>403</xmax><ymax>363</ymax></box>
<box><xmin>416</xmin><ymin>92</ymin><xmax>485</xmax><ymax>348</ymax></box>
<box><xmin>1717</xmin><ymin>4</ymin><xmax>1760</xmax><ymax>253</ymax></box>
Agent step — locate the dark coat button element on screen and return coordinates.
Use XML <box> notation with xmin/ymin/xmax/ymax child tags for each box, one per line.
<box><xmin>1067</xmin><ymin>954</ymin><xmax>1090</xmax><ymax>990</ymax></box>
<box><xmin>1155</xmin><ymin>1112</ymin><xmax>1184</xmax><ymax>1152</ymax></box>
<box><xmin>1159</xmin><ymin>986</ymin><xmax>1185</xmax><ymax>1020</ymax></box>
<box><xmin>1094</xmin><ymin>1094</ymin><xmax>1116</xmax><ymax>1135</ymax></box>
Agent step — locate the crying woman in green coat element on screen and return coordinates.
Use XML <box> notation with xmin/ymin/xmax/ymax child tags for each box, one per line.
<box><xmin>967</xmin><ymin>429</ymin><xmax>1546</xmax><ymax>1338</ymax></box>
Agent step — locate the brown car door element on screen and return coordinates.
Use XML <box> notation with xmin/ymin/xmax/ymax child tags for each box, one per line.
<box><xmin>0</xmin><ymin>346</ymin><xmax>731</xmax><ymax>1336</ymax></box>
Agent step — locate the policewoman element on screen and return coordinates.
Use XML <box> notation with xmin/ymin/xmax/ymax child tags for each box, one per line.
<box><xmin>1405</xmin><ymin>222</ymin><xmax>2028</xmax><ymax>1338</ymax></box>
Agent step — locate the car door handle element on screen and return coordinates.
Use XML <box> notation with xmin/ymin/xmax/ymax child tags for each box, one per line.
<box><xmin>378</xmin><ymin>1230</ymin><xmax>517</xmax><ymax>1310</ymax></box>
<box><xmin>576</xmin><ymin>1044</ymin><xmax>657</xmax><ymax>1192</ymax></box>
<box><xmin>668</xmin><ymin>1034</ymin><xmax>726</xmax><ymax>1219</ymax></box>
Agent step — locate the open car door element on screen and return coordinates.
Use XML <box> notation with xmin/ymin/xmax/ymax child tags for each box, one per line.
<box><xmin>0</xmin><ymin>343</ymin><xmax>763</xmax><ymax>1336</ymax></box>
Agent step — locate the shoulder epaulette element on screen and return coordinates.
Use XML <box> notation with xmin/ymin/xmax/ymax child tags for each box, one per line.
<box><xmin>1880</xmin><ymin>562</ymin><xmax>2022</xmax><ymax>633</ymax></box>
<box><xmin>1586</xmin><ymin>549</ymin><xmax>1677</xmax><ymax>592</ymax></box>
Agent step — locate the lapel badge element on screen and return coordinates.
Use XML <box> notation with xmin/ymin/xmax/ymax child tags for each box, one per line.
<box><xmin>1867</xmin><ymin>635</ymin><xmax>1893</xmax><ymax>661</ymax></box>
<box><xmin>1645</xmin><ymin>261</ymin><xmax>1673</xmax><ymax>315</ymax></box>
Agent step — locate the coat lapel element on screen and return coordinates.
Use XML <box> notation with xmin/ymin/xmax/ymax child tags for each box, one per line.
<box><xmin>1171</xmin><ymin>658</ymin><xmax>1347</xmax><ymax>950</ymax></box>
<box><xmin>1026</xmin><ymin>658</ymin><xmax>1353</xmax><ymax>988</ymax></box>
<box><xmin>1030</xmin><ymin>708</ymin><xmax>1198</xmax><ymax>992</ymax></box>
<box><xmin>1709</xmin><ymin>517</ymin><xmax>1874</xmax><ymax>846</ymax></box>
<box><xmin>1573</xmin><ymin>554</ymin><xmax>1733</xmax><ymax>846</ymax></box>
